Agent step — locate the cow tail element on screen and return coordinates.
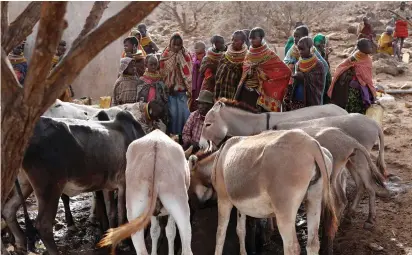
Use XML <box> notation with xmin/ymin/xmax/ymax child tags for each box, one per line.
<box><xmin>312</xmin><ymin>140</ymin><xmax>338</xmax><ymax>241</ymax></box>
<box><xmin>375</xmin><ymin>126</ymin><xmax>388</xmax><ymax>178</ymax></box>
<box><xmin>98</xmin><ymin>142</ymin><xmax>158</xmax><ymax>254</ymax></box>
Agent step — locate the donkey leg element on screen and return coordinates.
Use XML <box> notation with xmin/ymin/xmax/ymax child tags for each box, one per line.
<box><xmin>236</xmin><ymin>212</ymin><xmax>247</xmax><ymax>255</ymax></box>
<box><xmin>165</xmin><ymin>216</ymin><xmax>176</xmax><ymax>255</ymax></box>
<box><xmin>305</xmin><ymin>173</ymin><xmax>323</xmax><ymax>255</ymax></box>
<box><xmin>149</xmin><ymin>216</ymin><xmax>161</xmax><ymax>255</ymax></box>
<box><xmin>214</xmin><ymin>199</ymin><xmax>233</xmax><ymax>255</ymax></box>
<box><xmin>346</xmin><ymin>160</ymin><xmax>365</xmax><ymax>219</ymax></box>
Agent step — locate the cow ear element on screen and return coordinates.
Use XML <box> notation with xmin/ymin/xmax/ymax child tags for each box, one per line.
<box><xmin>185</xmin><ymin>145</ymin><xmax>193</xmax><ymax>159</ymax></box>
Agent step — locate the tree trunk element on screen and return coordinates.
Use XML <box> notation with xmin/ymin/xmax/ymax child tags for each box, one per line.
<box><xmin>1</xmin><ymin>1</ymin><xmax>160</xmax><ymax>206</ymax></box>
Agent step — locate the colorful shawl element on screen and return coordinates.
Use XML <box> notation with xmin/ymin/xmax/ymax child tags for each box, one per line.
<box><xmin>214</xmin><ymin>44</ymin><xmax>247</xmax><ymax>100</ymax></box>
<box><xmin>238</xmin><ymin>43</ymin><xmax>291</xmax><ymax>112</ymax></box>
<box><xmin>159</xmin><ymin>36</ymin><xmax>192</xmax><ymax>92</ymax></box>
<box><xmin>141</xmin><ymin>36</ymin><xmax>152</xmax><ymax>47</ymax></box>
<box><xmin>328</xmin><ymin>51</ymin><xmax>376</xmax><ymax>98</ymax></box>
<box><xmin>199</xmin><ymin>48</ymin><xmax>225</xmax><ymax>92</ymax></box>
<box><xmin>141</xmin><ymin>36</ymin><xmax>157</xmax><ymax>54</ymax></box>
<box><xmin>295</xmin><ymin>55</ymin><xmax>325</xmax><ymax>106</ymax></box>
<box><xmin>8</xmin><ymin>53</ymin><xmax>28</xmax><ymax>85</ymax></box>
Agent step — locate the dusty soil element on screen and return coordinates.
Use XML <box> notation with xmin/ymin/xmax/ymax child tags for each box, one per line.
<box><xmin>2</xmin><ymin>2</ymin><xmax>412</xmax><ymax>255</ymax></box>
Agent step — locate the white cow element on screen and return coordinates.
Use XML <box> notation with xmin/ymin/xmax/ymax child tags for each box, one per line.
<box><xmin>99</xmin><ymin>130</ymin><xmax>193</xmax><ymax>255</ymax></box>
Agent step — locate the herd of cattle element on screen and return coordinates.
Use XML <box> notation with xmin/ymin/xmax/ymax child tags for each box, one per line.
<box><xmin>1</xmin><ymin>98</ymin><xmax>393</xmax><ymax>255</ymax></box>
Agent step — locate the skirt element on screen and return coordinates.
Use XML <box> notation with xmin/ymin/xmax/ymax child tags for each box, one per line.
<box><xmin>168</xmin><ymin>91</ymin><xmax>190</xmax><ymax>135</ymax></box>
<box><xmin>346</xmin><ymin>87</ymin><xmax>366</xmax><ymax>114</ymax></box>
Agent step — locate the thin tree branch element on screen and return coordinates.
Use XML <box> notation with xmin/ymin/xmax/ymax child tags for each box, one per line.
<box><xmin>71</xmin><ymin>1</ymin><xmax>110</xmax><ymax>49</ymax></box>
<box><xmin>1</xmin><ymin>48</ymin><xmax>23</xmax><ymax>123</ymax></box>
<box><xmin>23</xmin><ymin>2</ymin><xmax>67</xmax><ymax>103</ymax></box>
<box><xmin>41</xmin><ymin>1</ymin><xmax>160</xmax><ymax>112</ymax></box>
<box><xmin>2</xmin><ymin>2</ymin><xmax>42</xmax><ymax>54</ymax></box>
<box><xmin>1</xmin><ymin>2</ymin><xmax>9</xmax><ymax>42</ymax></box>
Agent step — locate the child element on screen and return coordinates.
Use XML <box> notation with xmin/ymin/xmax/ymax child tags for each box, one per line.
<box><xmin>137</xmin><ymin>23</ymin><xmax>159</xmax><ymax>55</ymax></box>
<box><xmin>182</xmin><ymin>90</ymin><xmax>214</xmax><ymax>152</ymax></box>
<box><xmin>328</xmin><ymin>39</ymin><xmax>376</xmax><ymax>114</ymax></box>
<box><xmin>190</xmin><ymin>41</ymin><xmax>206</xmax><ymax>111</ymax></box>
<box><xmin>129</xmin><ymin>29</ymin><xmax>147</xmax><ymax>56</ymax></box>
<box><xmin>200</xmin><ymin>35</ymin><xmax>226</xmax><ymax>93</ymax></box>
<box><xmin>138</xmin><ymin>54</ymin><xmax>168</xmax><ymax>125</ymax></box>
<box><xmin>290</xmin><ymin>36</ymin><xmax>325</xmax><ymax>108</ymax></box>
<box><xmin>112</xmin><ymin>57</ymin><xmax>140</xmax><ymax>106</ymax></box>
<box><xmin>159</xmin><ymin>33</ymin><xmax>192</xmax><ymax>137</ymax></box>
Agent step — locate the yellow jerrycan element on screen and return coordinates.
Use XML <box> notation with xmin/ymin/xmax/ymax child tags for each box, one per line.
<box><xmin>366</xmin><ymin>104</ymin><xmax>384</xmax><ymax>127</ymax></box>
<box><xmin>99</xmin><ymin>96</ymin><xmax>111</xmax><ymax>109</ymax></box>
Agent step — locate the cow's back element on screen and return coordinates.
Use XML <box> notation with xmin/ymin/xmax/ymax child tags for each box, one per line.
<box><xmin>126</xmin><ymin>130</ymin><xmax>189</xmax><ymax>191</ymax></box>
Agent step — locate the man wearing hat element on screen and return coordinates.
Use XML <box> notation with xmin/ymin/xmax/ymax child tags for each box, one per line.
<box><xmin>182</xmin><ymin>90</ymin><xmax>214</xmax><ymax>152</ymax></box>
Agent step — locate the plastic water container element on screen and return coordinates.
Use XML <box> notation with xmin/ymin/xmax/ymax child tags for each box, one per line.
<box><xmin>402</xmin><ymin>52</ymin><xmax>410</xmax><ymax>64</ymax></box>
<box><xmin>366</xmin><ymin>104</ymin><xmax>384</xmax><ymax>127</ymax></box>
<box><xmin>99</xmin><ymin>96</ymin><xmax>111</xmax><ymax>109</ymax></box>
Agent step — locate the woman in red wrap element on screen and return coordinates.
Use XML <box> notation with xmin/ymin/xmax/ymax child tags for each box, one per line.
<box><xmin>235</xmin><ymin>27</ymin><xmax>291</xmax><ymax>112</ymax></box>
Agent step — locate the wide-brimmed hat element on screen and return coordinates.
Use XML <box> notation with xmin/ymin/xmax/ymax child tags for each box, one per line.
<box><xmin>196</xmin><ymin>90</ymin><xmax>214</xmax><ymax>104</ymax></box>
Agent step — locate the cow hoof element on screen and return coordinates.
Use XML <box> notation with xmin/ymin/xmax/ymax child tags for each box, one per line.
<box><xmin>363</xmin><ymin>221</ymin><xmax>375</xmax><ymax>230</ymax></box>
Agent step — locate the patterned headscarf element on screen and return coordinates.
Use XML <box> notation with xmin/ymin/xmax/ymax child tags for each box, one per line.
<box><xmin>119</xmin><ymin>57</ymin><xmax>134</xmax><ymax>76</ymax></box>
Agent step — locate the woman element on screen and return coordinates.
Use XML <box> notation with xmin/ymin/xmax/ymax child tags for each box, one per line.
<box><xmin>190</xmin><ymin>41</ymin><xmax>206</xmax><ymax>111</ymax></box>
<box><xmin>378</xmin><ymin>26</ymin><xmax>396</xmax><ymax>56</ymax></box>
<box><xmin>328</xmin><ymin>39</ymin><xmax>376</xmax><ymax>114</ymax></box>
<box><xmin>160</xmin><ymin>33</ymin><xmax>192</xmax><ymax>137</ymax></box>
<box><xmin>112</xmin><ymin>57</ymin><xmax>140</xmax><ymax>106</ymax></box>
<box><xmin>284</xmin><ymin>26</ymin><xmax>329</xmax><ymax>109</ymax></box>
<box><xmin>235</xmin><ymin>27</ymin><xmax>291</xmax><ymax>112</ymax></box>
<box><xmin>8</xmin><ymin>42</ymin><xmax>28</xmax><ymax>86</ymax></box>
<box><xmin>287</xmin><ymin>37</ymin><xmax>325</xmax><ymax>109</ymax></box>
<box><xmin>199</xmin><ymin>35</ymin><xmax>226</xmax><ymax>93</ymax></box>
<box><xmin>313</xmin><ymin>33</ymin><xmax>333</xmax><ymax>104</ymax></box>
<box><xmin>138</xmin><ymin>54</ymin><xmax>168</xmax><ymax>125</ymax></box>
<box><xmin>214</xmin><ymin>30</ymin><xmax>248</xmax><ymax>100</ymax></box>
<box><xmin>284</xmin><ymin>21</ymin><xmax>304</xmax><ymax>57</ymax></box>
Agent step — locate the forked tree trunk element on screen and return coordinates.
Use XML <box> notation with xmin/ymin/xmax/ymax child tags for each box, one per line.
<box><xmin>1</xmin><ymin>1</ymin><xmax>160</xmax><ymax>206</ymax></box>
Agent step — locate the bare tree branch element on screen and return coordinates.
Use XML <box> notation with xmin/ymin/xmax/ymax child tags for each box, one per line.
<box><xmin>1</xmin><ymin>48</ymin><xmax>23</xmax><ymax>120</ymax></box>
<box><xmin>23</xmin><ymin>2</ymin><xmax>68</xmax><ymax>103</ymax></box>
<box><xmin>1</xmin><ymin>2</ymin><xmax>9</xmax><ymax>41</ymax></box>
<box><xmin>41</xmin><ymin>1</ymin><xmax>160</xmax><ymax>111</ymax></box>
<box><xmin>2</xmin><ymin>2</ymin><xmax>42</xmax><ymax>54</ymax></box>
<box><xmin>71</xmin><ymin>1</ymin><xmax>110</xmax><ymax>49</ymax></box>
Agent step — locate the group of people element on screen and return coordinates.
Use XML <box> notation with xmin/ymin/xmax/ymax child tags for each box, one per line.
<box><xmin>8</xmin><ymin>2</ymin><xmax>410</xmax><ymax>150</ymax></box>
<box><xmin>112</xmin><ymin>20</ymin><xmax>385</xmax><ymax>150</ymax></box>
<box><xmin>376</xmin><ymin>2</ymin><xmax>411</xmax><ymax>60</ymax></box>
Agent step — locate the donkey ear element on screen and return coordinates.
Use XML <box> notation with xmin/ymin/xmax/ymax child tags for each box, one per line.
<box><xmin>213</xmin><ymin>101</ymin><xmax>224</xmax><ymax>112</ymax></box>
<box><xmin>188</xmin><ymin>155</ymin><xmax>198</xmax><ymax>171</ymax></box>
<box><xmin>184</xmin><ymin>145</ymin><xmax>193</xmax><ymax>159</ymax></box>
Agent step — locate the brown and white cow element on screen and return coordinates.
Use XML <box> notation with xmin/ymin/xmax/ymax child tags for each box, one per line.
<box><xmin>99</xmin><ymin>130</ymin><xmax>193</xmax><ymax>255</ymax></box>
<box><xmin>192</xmin><ymin>130</ymin><xmax>338</xmax><ymax>255</ymax></box>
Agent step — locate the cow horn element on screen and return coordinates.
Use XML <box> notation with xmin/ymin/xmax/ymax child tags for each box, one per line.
<box><xmin>185</xmin><ymin>145</ymin><xmax>193</xmax><ymax>159</ymax></box>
